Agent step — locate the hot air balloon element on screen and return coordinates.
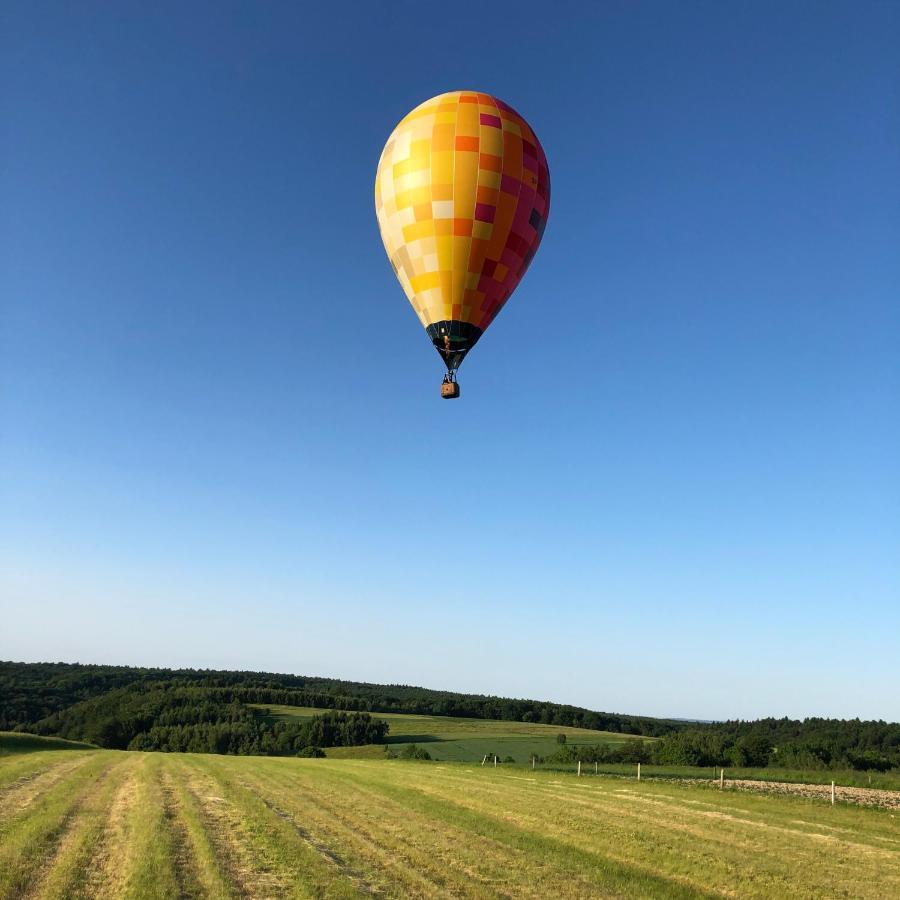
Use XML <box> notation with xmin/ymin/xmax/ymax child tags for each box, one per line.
<box><xmin>375</xmin><ymin>91</ymin><xmax>550</xmax><ymax>398</ymax></box>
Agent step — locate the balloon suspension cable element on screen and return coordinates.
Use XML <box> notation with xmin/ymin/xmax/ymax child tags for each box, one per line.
<box><xmin>443</xmin><ymin>369</ymin><xmax>458</xmax><ymax>384</ymax></box>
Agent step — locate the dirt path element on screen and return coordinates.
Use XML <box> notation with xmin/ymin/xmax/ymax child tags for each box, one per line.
<box><xmin>676</xmin><ymin>777</ymin><xmax>900</xmax><ymax>810</ymax></box>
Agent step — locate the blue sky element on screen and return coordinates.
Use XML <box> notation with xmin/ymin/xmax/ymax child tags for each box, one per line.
<box><xmin>2</xmin><ymin>1</ymin><xmax>898</xmax><ymax>720</ymax></box>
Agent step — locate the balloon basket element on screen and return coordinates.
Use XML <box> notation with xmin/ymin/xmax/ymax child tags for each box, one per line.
<box><xmin>440</xmin><ymin>380</ymin><xmax>460</xmax><ymax>399</ymax></box>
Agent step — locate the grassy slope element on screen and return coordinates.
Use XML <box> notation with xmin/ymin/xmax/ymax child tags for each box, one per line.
<box><xmin>254</xmin><ymin>704</ymin><xmax>647</xmax><ymax>762</ymax></box>
<box><xmin>2</xmin><ymin>745</ymin><xmax>899</xmax><ymax>898</ymax></box>
<box><xmin>0</xmin><ymin>733</ymin><xmax>97</xmax><ymax>756</ymax></box>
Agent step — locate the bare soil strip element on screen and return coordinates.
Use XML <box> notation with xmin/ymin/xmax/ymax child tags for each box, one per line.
<box><xmin>716</xmin><ymin>777</ymin><xmax>900</xmax><ymax>809</ymax></box>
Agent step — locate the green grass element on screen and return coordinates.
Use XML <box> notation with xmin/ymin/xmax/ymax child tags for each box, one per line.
<box><xmin>2</xmin><ymin>745</ymin><xmax>899</xmax><ymax>898</ymax></box>
<box><xmin>540</xmin><ymin>761</ymin><xmax>900</xmax><ymax>791</ymax></box>
<box><xmin>253</xmin><ymin>704</ymin><xmax>647</xmax><ymax>762</ymax></box>
<box><xmin>0</xmin><ymin>733</ymin><xmax>97</xmax><ymax>755</ymax></box>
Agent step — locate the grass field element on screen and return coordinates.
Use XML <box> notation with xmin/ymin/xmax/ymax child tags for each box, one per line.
<box><xmin>2</xmin><ymin>734</ymin><xmax>900</xmax><ymax>898</ymax></box>
<box><xmin>253</xmin><ymin>704</ymin><xmax>646</xmax><ymax>762</ymax></box>
<box><xmin>539</xmin><ymin>761</ymin><xmax>900</xmax><ymax>792</ymax></box>
<box><xmin>0</xmin><ymin>733</ymin><xmax>97</xmax><ymax>756</ymax></box>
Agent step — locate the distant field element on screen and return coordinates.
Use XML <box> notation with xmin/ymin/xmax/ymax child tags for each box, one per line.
<box><xmin>253</xmin><ymin>704</ymin><xmax>646</xmax><ymax>762</ymax></box>
<box><xmin>2</xmin><ymin>736</ymin><xmax>899</xmax><ymax>898</ymax></box>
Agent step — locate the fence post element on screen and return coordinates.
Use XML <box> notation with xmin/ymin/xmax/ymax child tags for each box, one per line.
<box><xmin>720</xmin><ymin>768</ymin><xmax>724</xmax><ymax>790</ymax></box>
<box><xmin>482</xmin><ymin>755</ymin><xmax>487</xmax><ymax>766</ymax></box>
<box><xmin>578</xmin><ymin>760</ymin><xmax>581</xmax><ymax>777</ymax></box>
<box><xmin>831</xmin><ymin>781</ymin><xmax>835</xmax><ymax>805</ymax></box>
<box><xmin>595</xmin><ymin>761</ymin><xmax>598</xmax><ymax>775</ymax></box>
<box><xmin>532</xmin><ymin>755</ymin><xmax>535</xmax><ymax>770</ymax></box>
<box><xmin>637</xmin><ymin>762</ymin><xmax>641</xmax><ymax>781</ymax></box>
<box><xmin>494</xmin><ymin>755</ymin><xmax>497</xmax><ymax>767</ymax></box>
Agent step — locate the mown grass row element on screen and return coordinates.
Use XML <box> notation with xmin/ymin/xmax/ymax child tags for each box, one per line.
<box><xmin>1</xmin><ymin>748</ymin><xmax>899</xmax><ymax>898</ymax></box>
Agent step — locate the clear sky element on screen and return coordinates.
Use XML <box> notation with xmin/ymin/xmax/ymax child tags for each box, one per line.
<box><xmin>2</xmin><ymin>2</ymin><xmax>898</xmax><ymax>721</ymax></box>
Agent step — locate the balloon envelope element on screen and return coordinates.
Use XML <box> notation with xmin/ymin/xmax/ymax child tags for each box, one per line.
<box><xmin>375</xmin><ymin>91</ymin><xmax>550</xmax><ymax>371</ymax></box>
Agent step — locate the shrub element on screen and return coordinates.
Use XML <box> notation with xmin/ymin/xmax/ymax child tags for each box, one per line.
<box><xmin>400</xmin><ymin>744</ymin><xmax>431</xmax><ymax>760</ymax></box>
<box><xmin>296</xmin><ymin>746</ymin><xmax>325</xmax><ymax>758</ymax></box>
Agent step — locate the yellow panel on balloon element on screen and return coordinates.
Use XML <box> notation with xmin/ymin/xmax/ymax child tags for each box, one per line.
<box><xmin>375</xmin><ymin>91</ymin><xmax>550</xmax><ymax>374</ymax></box>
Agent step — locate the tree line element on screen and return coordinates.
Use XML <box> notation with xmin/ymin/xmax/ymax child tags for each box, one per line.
<box><xmin>2</xmin><ymin>661</ymin><xmax>898</xmax><ymax>769</ymax></box>
<box><xmin>16</xmin><ymin>680</ymin><xmax>387</xmax><ymax>756</ymax></box>
<box><xmin>0</xmin><ymin>661</ymin><xmax>684</xmax><ymax>737</ymax></box>
<box><xmin>648</xmin><ymin>718</ymin><xmax>900</xmax><ymax>771</ymax></box>
<box><xmin>544</xmin><ymin>719</ymin><xmax>900</xmax><ymax>771</ymax></box>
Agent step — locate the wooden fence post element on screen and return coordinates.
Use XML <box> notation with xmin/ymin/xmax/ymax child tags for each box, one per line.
<box><xmin>595</xmin><ymin>761</ymin><xmax>598</xmax><ymax>775</ymax></box>
<box><xmin>482</xmin><ymin>755</ymin><xmax>487</xmax><ymax>766</ymax></box>
<box><xmin>831</xmin><ymin>781</ymin><xmax>835</xmax><ymax>805</ymax></box>
<box><xmin>532</xmin><ymin>755</ymin><xmax>535</xmax><ymax>770</ymax></box>
<box><xmin>637</xmin><ymin>763</ymin><xmax>641</xmax><ymax>781</ymax></box>
<box><xmin>577</xmin><ymin>760</ymin><xmax>581</xmax><ymax>777</ymax></box>
<box><xmin>494</xmin><ymin>755</ymin><xmax>497</xmax><ymax>767</ymax></box>
<box><xmin>720</xmin><ymin>768</ymin><xmax>724</xmax><ymax>790</ymax></box>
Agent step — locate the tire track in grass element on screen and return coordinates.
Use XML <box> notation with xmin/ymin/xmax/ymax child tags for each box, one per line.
<box><xmin>332</xmin><ymin>764</ymin><xmax>718</xmax><ymax>899</ymax></box>
<box><xmin>251</xmin><ymin>761</ymin><xmax>543</xmax><ymax>898</ymax></box>
<box><xmin>252</xmin><ymin>792</ymin><xmax>376</xmax><ymax>895</ymax></box>
<box><xmin>194</xmin><ymin>756</ymin><xmax>370</xmax><ymax>900</ymax></box>
<box><xmin>159</xmin><ymin>767</ymin><xmax>207</xmax><ymax>899</ymax></box>
<box><xmin>178</xmin><ymin>754</ymin><xmax>360</xmax><ymax>899</ymax></box>
<box><xmin>247</xmin><ymin>761</ymin><xmax>627</xmax><ymax>899</ymax></box>
<box><xmin>0</xmin><ymin>752</ymin><xmax>118</xmax><ymax>898</ymax></box>
<box><xmin>25</xmin><ymin>756</ymin><xmax>134</xmax><ymax>900</ymax></box>
<box><xmin>0</xmin><ymin>753</ymin><xmax>97</xmax><ymax>820</ymax></box>
<box><xmin>394</xmin><ymin>767</ymin><xmax>900</xmax><ymax>898</ymax></box>
<box><xmin>0</xmin><ymin>753</ymin><xmax>81</xmax><ymax>794</ymax></box>
<box><xmin>410</xmin><ymin>770</ymin><xmax>786</xmax><ymax>860</ymax></box>
<box><xmin>236</xmin><ymin>763</ymin><xmax>455</xmax><ymax>898</ymax></box>
<box><xmin>610</xmin><ymin>788</ymin><xmax>900</xmax><ymax>858</ymax></box>
<box><xmin>161</xmin><ymin>759</ymin><xmax>235</xmax><ymax>900</ymax></box>
<box><xmin>175</xmin><ymin>760</ymin><xmax>287</xmax><ymax>898</ymax></box>
<box><xmin>389</xmin><ymin>769</ymin><xmax>808</xmax><ymax>896</ymax></box>
<box><xmin>114</xmin><ymin>754</ymin><xmax>182</xmax><ymax>900</ymax></box>
<box><xmin>81</xmin><ymin>760</ymin><xmax>142</xmax><ymax>900</ymax></box>
<box><xmin>241</xmin><ymin>767</ymin><xmax>443</xmax><ymax>898</ymax></box>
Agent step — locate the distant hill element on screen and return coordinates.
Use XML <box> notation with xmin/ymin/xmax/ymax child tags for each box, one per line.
<box><xmin>2</xmin><ymin>661</ymin><xmax>897</xmax><ymax>770</ymax></box>
<box><xmin>1</xmin><ymin>661</ymin><xmax>684</xmax><ymax>754</ymax></box>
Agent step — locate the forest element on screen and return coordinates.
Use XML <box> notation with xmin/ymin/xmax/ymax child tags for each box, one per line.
<box><xmin>2</xmin><ymin>661</ymin><xmax>899</xmax><ymax>768</ymax></box>
<box><xmin>0</xmin><ymin>660</ymin><xmax>683</xmax><ymax>737</ymax></box>
<box><xmin>9</xmin><ymin>674</ymin><xmax>388</xmax><ymax>755</ymax></box>
<box><xmin>545</xmin><ymin>719</ymin><xmax>900</xmax><ymax>771</ymax></box>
